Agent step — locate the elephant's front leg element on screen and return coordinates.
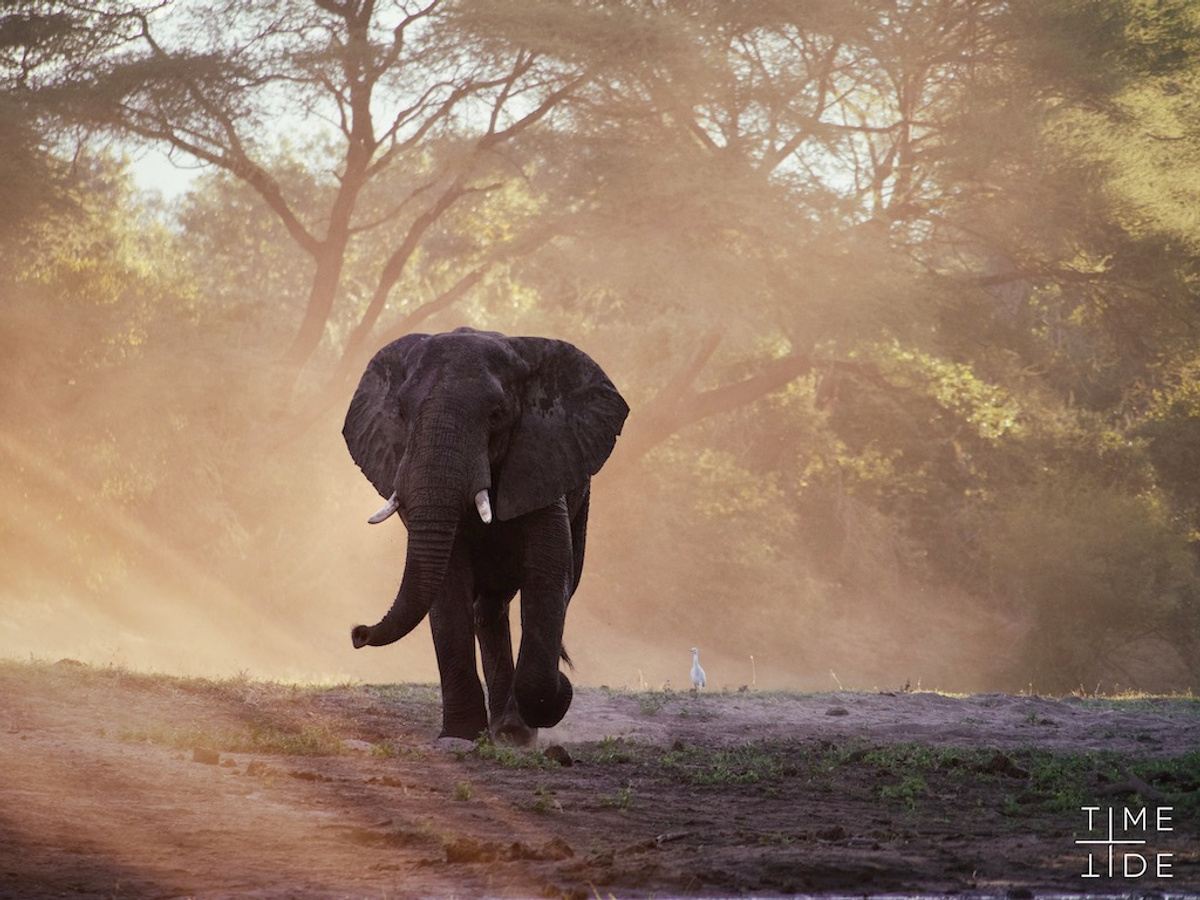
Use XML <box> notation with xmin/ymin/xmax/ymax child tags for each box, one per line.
<box><xmin>428</xmin><ymin>538</ymin><xmax>488</xmax><ymax>741</ymax></box>
<box><xmin>474</xmin><ymin>590</ymin><xmax>535</xmax><ymax>746</ymax></box>
<box><xmin>513</xmin><ymin>498</ymin><xmax>574</xmax><ymax>729</ymax></box>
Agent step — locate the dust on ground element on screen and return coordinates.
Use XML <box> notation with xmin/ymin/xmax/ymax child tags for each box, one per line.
<box><xmin>0</xmin><ymin>659</ymin><xmax>1197</xmax><ymax>899</ymax></box>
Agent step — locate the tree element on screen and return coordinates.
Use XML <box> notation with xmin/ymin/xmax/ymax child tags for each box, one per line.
<box><xmin>52</xmin><ymin>0</ymin><xmax>592</xmax><ymax>396</ymax></box>
<box><xmin>0</xmin><ymin>0</ymin><xmax>145</xmax><ymax>243</ymax></box>
<box><xmin>486</xmin><ymin>0</ymin><xmax>1022</xmax><ymax>461</ymax></box>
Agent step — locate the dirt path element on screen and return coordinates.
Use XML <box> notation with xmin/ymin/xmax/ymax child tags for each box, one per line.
<box><xmin>1</xmin><ymin>660</ymin><xmax>1197</xmax><ymax>899</ymax></box>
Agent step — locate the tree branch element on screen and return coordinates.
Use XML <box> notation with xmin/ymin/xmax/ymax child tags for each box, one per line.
<box><xmin>617</xmin><ymin>348</ymin><xmax>815</xmax><ymax>465</ymax></box>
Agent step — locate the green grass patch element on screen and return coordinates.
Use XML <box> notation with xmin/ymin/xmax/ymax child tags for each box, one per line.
<box><xmin>796</xmin><ymin>740</ymin><xmax>1200</xmax><ymax>818</ymax></box>
<box><xmin>661</xmin><ymin>742</ymin><xmax>789</xmax><ymax>785</ymax></box>
<box><xmin>636</xmin><ymin>690</ymin><xmax>672</xmax><ymax>716</ymax></box>
<box><xmin>471</xmin><ymin>735</ymin><xmax>558</xmax><ymax>769</ymax></box>
<box><xmin>879</xmin><ymin>774</ymin><xmax>929</xmax><ymax>806</ymax></box>
<box><xmin>530</xmin><ymin>784</ymin><xmax>562</xmax><ymax>813</ymax></box>
<box><xmin>1078</xmin><ymin>692</ymin><xmax>1200</xmax><ymax>716</ymax></box>
<box><xmin>598</xmin><ymin>785</ymin><xmax>635</xmax><ymax>811</ymax></box>
<box><xmin>588</xmin><ymin>735</ymin><xmax>636</xmax><ymax>764</ymax></box>
<box><xmin>862</xmin><ymin>743</ymin><xmax>1000</xmax><ymax>773</ymax></box>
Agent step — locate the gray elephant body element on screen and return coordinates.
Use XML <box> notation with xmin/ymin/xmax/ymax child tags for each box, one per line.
<box><xmin>343</xmin><ymin>328</ymin><xmax>628</xmax><ymax>744</ymax></box>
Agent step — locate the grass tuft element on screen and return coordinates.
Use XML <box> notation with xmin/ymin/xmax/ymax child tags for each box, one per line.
<box><xmin>472</xmin><ymin>734</ymin><xmax>557</xmax><ymax>769</ymax></box>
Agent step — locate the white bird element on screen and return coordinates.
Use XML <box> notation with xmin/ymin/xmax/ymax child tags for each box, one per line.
<box><xmin>690</xmin><ymin>647</ymin><xmax>706</xmax><ymax>692</ymax></box>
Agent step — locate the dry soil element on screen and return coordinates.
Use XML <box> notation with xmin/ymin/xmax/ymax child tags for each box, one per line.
<box><xmin>1</xmin><ymin>660</ymin><xmax>1198</xmax><ymax>899</ymax></box>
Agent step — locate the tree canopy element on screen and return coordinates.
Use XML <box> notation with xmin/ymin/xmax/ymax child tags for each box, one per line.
<box><xmin>4</xmin><ymin>0</ymin><xmax>1200</xmax><ymax>691</ymax></box>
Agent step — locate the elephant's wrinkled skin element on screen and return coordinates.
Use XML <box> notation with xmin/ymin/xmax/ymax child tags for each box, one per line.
<box><xmin>343</xmin><ymin>328</ymin><xmax>628</xmax><ymax>744</ymax></box>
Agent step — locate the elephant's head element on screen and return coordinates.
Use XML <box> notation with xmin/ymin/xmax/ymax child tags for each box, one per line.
<box><xmin>342</xmin><ymin>327</ymin><xmax>629</xmax><ymax>649</ymax></box>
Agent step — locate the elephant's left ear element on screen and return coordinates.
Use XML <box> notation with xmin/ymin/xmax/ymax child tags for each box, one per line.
<box><xmin>496</xmin><ymin>337</ymin><xmax>629</xmax><ymax>521</ymax></box>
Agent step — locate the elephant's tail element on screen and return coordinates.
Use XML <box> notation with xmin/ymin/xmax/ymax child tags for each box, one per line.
<box><xmin>560</xmin><ymin>644</ymin><xmax>575</xmax><ymax>671</ymax></box>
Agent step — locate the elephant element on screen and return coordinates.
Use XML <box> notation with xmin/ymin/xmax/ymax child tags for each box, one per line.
<box><xmin>343</xmin><ymin>327</ymin><xmax>629</xmax><ymax>745</ymax></box>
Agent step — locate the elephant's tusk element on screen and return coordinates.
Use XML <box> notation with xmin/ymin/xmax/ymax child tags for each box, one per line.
<box><xmin>367</xmin><ymin>492</ymin><xmax>400</xmax><ymax>524</ymax></box>
<box><xmin>475</xmin><ymin>489</ymin><xmax>493</xmax><ymax>525</ymax></box>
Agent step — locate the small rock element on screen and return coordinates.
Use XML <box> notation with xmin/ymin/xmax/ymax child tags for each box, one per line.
<box><xmin>544</xmin><ymin>745</ymin><xmax>573</xmax><ymax>767</ymax></box>
<box><xmin>826</xmin><ymin>707</ymin><xmax>850</xmax><ymax>717</ymax></box>
<box><xmin>541</xmin><ymin>837</ymin><xmax>575</xmax><ymax>860</ymax></box>
<box><xmin>984</xmin><ymin>751</ymin><xmax>1029</xmax><ymax>779</ymax></box>
<box><xmin>815</xmin><ymin>824</ymin><xmax>847</xmax><ymax>841</ymax></box>
<box><xmin>445</xmin><ymin>837</ymin><xmax>501</xmax><ymax>864</ymax></box>
<box><xmin>508</xmin><ymin>841</ymin><xmax>538</xmax><ymax>860</ymax></box>
<box><xmin>290</xmin><ymin>769</ymin><xmax>331</xmax><ymax>782</ymax></box>
<box><xmin>508</xmin><ymin>838</ymin><xmax>574</xmax><ymax>861</ymax></box>
<box><xmin>342</xmin><ymin>739</ymin><xmax>375</xmax><ymax>752</ymax></box>
<box><xmin>435</xmin><ymin>736</ymin><xmax>476</xmax><ymax>754</ymax></box>
<box><xmin>192</xmin><ymin>747</ymin><xmax>220</xmax><ymax>766</ymax></box>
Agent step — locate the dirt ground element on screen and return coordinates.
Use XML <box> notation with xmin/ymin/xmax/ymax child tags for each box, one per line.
<box><xmin>1</xmin><ymin>660</ymin><xmax>1197</xmax><ymax>899</ymax></box>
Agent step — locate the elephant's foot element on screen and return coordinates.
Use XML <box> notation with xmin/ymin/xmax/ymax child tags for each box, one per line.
<box><xmin>491</xmin><ymin>716</ymin><xmax>537</xmax><ymax>747</ymax></box>
<box><xmin>439</xmin><ymin>705</ymin><xmax>489</xmax><ymax>743</ymax></box>
<box><xmin>490</xmin><ymin>695</ymin><xmax>537</xmax><ymax>746</ymax></box>
<box><xmin>515</xmin><ymin>671</ymin><xmax>573</xmax><ymax>729</ymax></box>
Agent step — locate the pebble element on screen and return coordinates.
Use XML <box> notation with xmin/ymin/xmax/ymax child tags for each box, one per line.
<box><xmin>192</xmin><ymin>747</ymin><xmax>220</xmax><ymax>765</ymax></box>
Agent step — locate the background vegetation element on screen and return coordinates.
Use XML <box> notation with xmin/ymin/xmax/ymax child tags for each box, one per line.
<box><xmin>4</xmin><ymin>0</ymin><xmax>1200</xmax><ymax>693</ymax></box>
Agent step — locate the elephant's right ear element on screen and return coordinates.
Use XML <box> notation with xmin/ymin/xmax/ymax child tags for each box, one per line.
<box><xmin>343</xmin><ymin>334</ymin><xmax>428</xmax><ymax>499</ymax></box>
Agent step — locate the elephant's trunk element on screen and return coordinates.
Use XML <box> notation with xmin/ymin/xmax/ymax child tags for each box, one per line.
<box><xmin>351</xmin><ymin>507</ymin><xmax>458</xmax><ymax>648</ymax></box>
<box><xmin>351</xmin><ymin>407</ymin><xmax>491</xmax><ymax>650</ymax></box>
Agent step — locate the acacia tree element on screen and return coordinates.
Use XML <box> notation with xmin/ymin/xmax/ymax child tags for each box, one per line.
<box><xmin>56</xmin><ymin>0</ymin><xmax>594</xmax><ymax>395</ymax></box>
<box><xmin>482</xmin><ymin>0</ymin><xmax>1021</xmax><ymax>461</ymax></box>
<box><xmin>0</xmin><ymin>0</ymin><xmax>149</xmax><ymax>243</ymax></box>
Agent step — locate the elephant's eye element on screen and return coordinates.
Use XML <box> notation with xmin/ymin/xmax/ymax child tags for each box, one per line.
<box><xmin>487</xmin><ymin>405</ymin><xmax>507</xmax><ymax>428</ymax></box>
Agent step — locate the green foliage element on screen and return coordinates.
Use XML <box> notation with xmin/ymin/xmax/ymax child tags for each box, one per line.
<box><xmin>986</xmin><ymin>475</ymin><xmax>1193</xmax><ymax>690</ymax></box>
<box><xmin>0</xmin><ymin>96</ymin><xmax>66</xmax><ymax>246</ymax></box>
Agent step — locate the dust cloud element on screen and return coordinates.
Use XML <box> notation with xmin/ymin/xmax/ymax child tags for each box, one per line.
<box><xmin>0</xmin><ymin>304</ymin><xmax>1020</xmax><ymax>696</ymax></box>
<box><xmin>1</xmin><ymin>432</ymin><xmax>435</xmax><ymax>684</ymax></box>
<box><xmin>9</xmin><ymin>4</ymin><xmax>1190</xmax><ymax>701</ymax></box>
